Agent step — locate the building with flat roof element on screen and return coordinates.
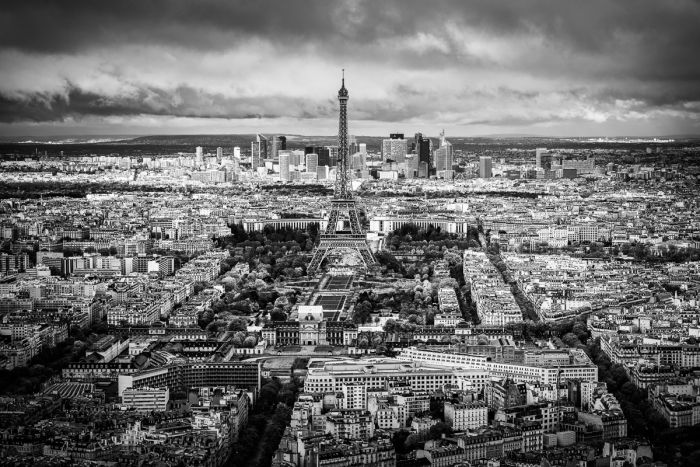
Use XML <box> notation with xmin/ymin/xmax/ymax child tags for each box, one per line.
<box><xmin>118</xmin><ymin>361</ymin><xmax>261</xmax><ymax>396</ymax></box>
<box><xmin>121</xmin><ymin>386</ymin><xmax>169</xmax><ymax>412</ymax></box>
<box><xmin>304</xmin><ymin>359</ymin><xmax>456</xmax><ymax>394</ymax></box>
<box><xmin>398</xmin><ymin>347</ymin><xmax>598</xmax><ymax>385</ymax></box>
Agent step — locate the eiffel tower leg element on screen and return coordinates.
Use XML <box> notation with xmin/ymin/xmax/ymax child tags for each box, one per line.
<box><xmin>359</xmin><ymin>246</ymin><xmax>376</xmax><ymax>266</ymax></box>
<box><xmin>348</xmin><ymin>208</ymin><xmax>362</xmax><ymax>235</ymax></box>
<box><xmin>325</xmin><ymin>206</ymin><xmax>340</xmax><ymax>235</ymax></box>
<box><xmin>308</xmin><ymin>244</ymin><xmax>329</xmax><ymax>275</ymax></box>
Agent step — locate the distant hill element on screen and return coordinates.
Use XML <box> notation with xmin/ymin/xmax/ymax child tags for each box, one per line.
<box><xmin>1</xmin><ymin>133</ymin><xmax>697</xmax><ymax>157</ymax></box>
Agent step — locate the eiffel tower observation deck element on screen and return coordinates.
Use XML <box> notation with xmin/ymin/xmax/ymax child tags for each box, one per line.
<box><xmin>307</xmin><ymin>71</ymin><xmax>376</xmax><ymax>275</ymax></box>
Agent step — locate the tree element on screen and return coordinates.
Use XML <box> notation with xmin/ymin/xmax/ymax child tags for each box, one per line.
<box><xmin>232</xmin><ymin>331</ymin><xmax>246</xmax><ymax>347</ymax></box>
<box><xmin>383</xmin><ymin>319</ymin><xmax>398</xmax><ymax>334</ymax></box>
<box><xmin>562</xmin><ymin>332</ymin><xmax>581</xmax><ymax>348</ymax></box>
<box><xmin>270</xmin><ymin>310</ymin><xmax>287</xmax><ymax>321</ymax></box>
<box><xmin>194</xmin><ymin>281</ymin><xmax>209</xmax><ymax>294</ymax></box>
<box><xmin>243</xmin><ymin>336</ymin><xmax>257</xmax><ymax>348</ymax></box>
<box><xmin>428</xmin><ymin>422</ymin><xmax>452</xmax><ymax>440</ymax></box>
<box><xmin>227</xmin><ymin>317</ymin><xmax>248</xmax><ymax>332</ymax></box>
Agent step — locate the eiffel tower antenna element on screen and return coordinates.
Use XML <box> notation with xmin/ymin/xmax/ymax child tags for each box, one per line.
<box><xmin>307</xmin><ymin>71</ymin><xmax>375</xmax><ymax>275</ymax></box>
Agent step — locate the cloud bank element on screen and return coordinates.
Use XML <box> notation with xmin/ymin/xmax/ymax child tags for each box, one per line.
<box><xmin>1</xmin><ymin>0</ymin><xmax>699</xmax><ymax>136</ymax></box>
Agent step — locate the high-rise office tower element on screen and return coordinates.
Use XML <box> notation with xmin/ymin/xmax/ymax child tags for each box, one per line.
<box><xmin>233</xmin><ymin>147</ymin><xmax>241</xmax><ymax>159</ymax></box>
<box><xmin>196</xmin><ymin>146</ymin><xmax>203</xmax><ymax>158</ymax></box>
<box><xmin>405</xmin><ymin>153</ymin><xmax>419</xmax><ymax>178</ymax></box>
<box><xmin>251</xmin><ymin>134</ymin><xmax>268</xmax><ymax>170</ymax></box>
<box><xmin>306</xmin><ymin>153</ymin><xmax>318</xmax><ymax>174</ymax></box>
<box><xmin>382</xmin><ymin>133</ymin><xmax>407</xmax><ymax>163</ymax></box>
<box><xmin>418</xmin><ymin>161</ymin><xmax>429</xmax><ymax>178</ymax></box>
<box><xmin>359</xmin><ymin>143</ymin><xmax>367</xmax><ymax>155</ymax></box>
<box><xmin>216</xmin><ymin>147</ymin><xmax>223</xmax><ymax>161</ymax></box>
<box><xmin>327</xmin><ymin>146</ymin><xmax>339</xmax><ymax>167</ymax></box>
<box><xmin>479</xmin><ymin>156</ymin><xmax>493</xmax><ymax>178</ymax></box>
<box><xmin>270</xmin><ymin>135</ymin><xmax>287</xmax><ymax>161</ymax></box>
<box><xmin>434</xmin><ymin>130</ymin><xmax>453</xmax><ymax>173</ymax></box>
<box><xmin>291</xmin><ymin>150</ymin><xmax>304</xmax><ymax>166</ymax></box>
<box><xmin>352</xmin><ymin>153</ymin><xmax>363</xmax><ymax>170</ymax></box>
<box><xmin>536</xmin><ymin>148</ymin><xmax>552</xmax><ymax>171</ymax></box>
<box><xmin>271</xmin><ymin>136</ymin><xmax>279</xmax><ymax>160</ymax></box>
<box><xmin>349</xmin><ymin>135</ymin><xmax>358</xmax><ymax>155</ymax></box>
<box><xmin>279</xmin><ymin>151</ymin><xmax>291</xmax><ymax>181</ymax></box>
<box><xmin>414</xmin><ymin>133</ymin><xmax>432</xmax><ymax>167</ymax></box>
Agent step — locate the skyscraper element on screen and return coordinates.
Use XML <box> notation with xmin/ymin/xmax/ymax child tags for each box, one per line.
<box><xmin>251</xmin><ymin>134</ymin><xmax>268</xmax><ymax>170</ymax></box>
<box><xmin>536</xmin><ymin>148</ymin><xmax>552</xmax><ymax>171</ymax></box>
<box><xmin>349</xmin><ymin>135</ymin><xmax>358</xmax><ymax>155</ymax></box>
<box><xmin>382</xmin><ymin>133</ymin><xmax>407</xmax><ymax>163</ymax></box>
<box><xmin>305</xmin><ymin>146</ymin><xmax>330</xmax><ymax>167</ymax></box>
<box><xmin>434</xmin><ymin>130</ymin><xmax>453</xmax><ymax>176</ymax></box>
<box><xmin>327</xmin><ymin>146</ymin><xmax>339</xmax><ymax>166</ymax></box>
<box><xmin>216</xmin><ymin>147</ymin><xmax>223</xmax><ymax>161</ymax></box>
<box><xmin>270</xmin><ymin>135</ymin><xmax>287</xmax><ymax>161</ymax></box>
<box><xmin>414</xmin><ymin>133</ymin><xmax>432</xmax><ymax>167</ymax></box>
<box><xmin>306</xmin><ymin>153</ymin><xmax>318</xmax><ymax>174</ymax></box>
<box><xmin>233</xmin><ymin>147</ymin><xmax>241</xmax><ymax>159</ymax></box>
<box><xmin>479</xmin><ymin>156</ymin><xmax>493</xmax><ymax>178</ymax></box>
<box><xmin>279</xmin><ymin>151</ymin><xmax>290</xmax><ymax>181</ymax></box>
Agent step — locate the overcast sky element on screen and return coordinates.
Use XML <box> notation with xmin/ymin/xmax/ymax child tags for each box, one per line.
<box><xmin>1</xmin><ymin>0</ymin><xmax>699</xmax><ymax>137</ymax></box>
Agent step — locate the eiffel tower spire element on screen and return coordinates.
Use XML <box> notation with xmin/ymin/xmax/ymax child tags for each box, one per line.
<box><xmin>307</xmin><ymin>71</ymin><xmax>376</xmax><ymax>275</ymax></box>
<box><xmin>336</xmin><ymin>68</ymin><xmax>350</xmax><ymax>199</ymax></box>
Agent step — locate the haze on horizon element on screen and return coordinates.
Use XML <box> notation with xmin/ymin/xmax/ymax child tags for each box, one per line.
<box><xmin>1</xmin><ymin>0</ymin><xmax>699</xmax><ymax>138</ymax></box>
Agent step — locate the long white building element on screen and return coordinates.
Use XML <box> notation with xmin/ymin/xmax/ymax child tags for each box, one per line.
<box><xmin>303</xmin><ymin>359</ymin><xmax>488</xmax><ymax>394</ymax></box>
<box><xmin>398</xmin><ymin>347</ymin><xmax>598</xmax><ymax>385</ymax></box>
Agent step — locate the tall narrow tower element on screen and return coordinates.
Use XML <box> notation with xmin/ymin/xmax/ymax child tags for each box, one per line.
<box><xmin>336</xmin><ymin>70</ymin><xmax>350</xmax><ymax>199</ymax></box>
<box><xmin>307</xmin><ymin>71</ymin><xmax>375</xmax><ymax>275</ymax></box>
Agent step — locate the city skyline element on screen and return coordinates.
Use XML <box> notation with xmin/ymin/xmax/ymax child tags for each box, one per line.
<box><xmin>2</xmin><ymin>1</ymin><xmax>700</xmax><ymax>138</ymax></box>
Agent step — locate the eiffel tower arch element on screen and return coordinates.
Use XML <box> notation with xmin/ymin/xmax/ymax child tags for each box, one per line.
<box><xmin>308</xmin><ymin>71</ymin><xmax>375</xmax><ymax>276</ymax></box>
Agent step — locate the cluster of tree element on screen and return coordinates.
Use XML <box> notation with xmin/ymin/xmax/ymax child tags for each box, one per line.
<box><xmin>217</xmin><ymin>225</ymin><xmax>319</xmax><ymax>280</ymax></box>
<box><xmin>389</xmin><ymin>224</ymin><xmax>459</xmax><ymax>243</ymax></box>
<box><xmin>504</xmin><ymin>318</ymin><xmax>590</xmax><ymax>346</ymax></box>
<box><xmin>278</xmin><ymin>212</ymin><xmax>315</xmax><ymax>219</ymax></box>
<box><xmin>0</xmin><ymin>181</ymin><xmax>174</xmax><ymax>199</ymax></box>
<box><xmin>0</xmin><ymin>322</ymin><xmax>109</xmax><ymax>395</ymax></box>
<box><xmin>353</xmin><ymin>286</ymin><xmax>438</xmax><ymax>325</ymax></box>
<box><xmin>487</xmin><ymin>252</ymin><xmax>538</xmax><ymax>321</ymax></box>
<box><xmin>356</xmin><ymin>331</ymin><xmax>385</xmax><ymax>349</ymax></box>
<box><xmin>386</xmin><ymin>233</ymin><xmax>476</xmax><ymax>255</ymax></box>
<box><xmin>375</xmin><ymin>250</ymin><xmax>405</xmax><ymax>275</ymax></box>
<box><xmin>202</xmin><ymin>274</ymin><xmax>297</xmax><ymax>326</ymax></box>
<box><xmin>229</xmin><ymin>378</ymin><xmax>298</xmax><ymax>467</ymax></box>
<box><xmin>617</xmin><ymin>242</ymin><xmax>700</xmax><ymax>263</ymax></box>
<box><xmin>585</xmin><ymin>339</ymin><xmax>670</xmax><ymax>444</ymax></box>
<box><xmin>231</xmin><ymin>331</ymin><xmax>259</xmax><ymax>348</ymax></box>
<box><xmin>391</xmin><ymin>422</ymin><xmax>453</xmax><ymax>454</ymax></box>
<box><xmin>260</xmin><ymin>184</ymin><xmax>333</xmax><ymax>196</ymax></box>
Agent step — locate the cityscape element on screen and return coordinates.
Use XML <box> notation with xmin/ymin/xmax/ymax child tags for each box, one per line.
<box><xmin>1</xmin><ymin>2</ymin><xmax>700</xmax><ymax>467</ymax></box>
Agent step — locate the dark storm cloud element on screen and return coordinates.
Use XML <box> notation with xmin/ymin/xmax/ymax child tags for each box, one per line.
<box><xmin>0</xmin><ymin>85</ymin><xmax>337</xmax><ymax>123</ymax></box>
<box><xmin>1</xmin><ymin>0</ymin><xmax>699</xmax><ymax>133</ymax></box>
<box><xmin>3</xmin><ymin>1</ymin><xmax>700</xmax><ymax>73</ymax></box>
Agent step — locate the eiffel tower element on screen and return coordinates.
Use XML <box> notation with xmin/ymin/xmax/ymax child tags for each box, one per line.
<box><xmin>307</xmin><ymin>71</ymin><xmax>375</xmax><ymax>275</ymax></box>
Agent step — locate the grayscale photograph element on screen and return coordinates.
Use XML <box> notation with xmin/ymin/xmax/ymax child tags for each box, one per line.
<box><xmin>0</xmin><ymin>1</ymin><xmax>699</xmax><ymax>466</ymax></box>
